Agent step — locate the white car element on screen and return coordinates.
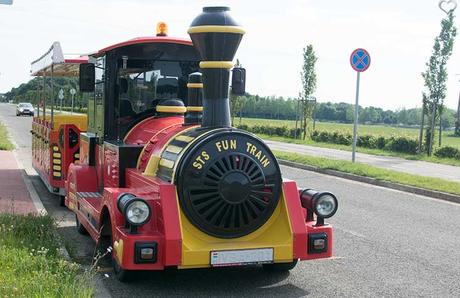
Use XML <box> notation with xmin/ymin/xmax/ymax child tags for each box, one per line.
<box><xmin>16</xmin><ymin>102</ymin><xmax>35</xmax><ymax>116</ymax></box>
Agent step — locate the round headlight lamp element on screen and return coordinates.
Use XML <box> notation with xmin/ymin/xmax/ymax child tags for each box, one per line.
<box><xmin>117</xmin><ymin>193</ymin><xmax>151</xmax><ymax>226</ymax></box>
<box><xmin>313</xmin><ymin>193</ymin><xmax>338</xmax><ymax>218</ymax></box>
<box><xmin>299</xmin><ymin>189</ymin><xmax>338</xmax><ymax>220</ymax></box>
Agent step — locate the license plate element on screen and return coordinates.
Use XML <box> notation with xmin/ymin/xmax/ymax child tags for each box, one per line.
<box><xmin>210</xmin><ymin>248</ymin><xmax>273</xmax><ymax>267</ymax></box>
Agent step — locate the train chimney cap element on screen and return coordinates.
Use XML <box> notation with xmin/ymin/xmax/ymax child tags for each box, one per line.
<box><xmin>188</xmin><ymin>6</ymin><xmax>245</xmax><ymax>62</ymax></box>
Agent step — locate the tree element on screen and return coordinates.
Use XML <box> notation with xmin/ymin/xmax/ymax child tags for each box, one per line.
<box><xmin>300</xmin><ymin>44</ymin><xmax>318</xmax><ymax>139</ymax></box>
<box><xmin>421</xmin><ymin>11</ymin><xmax>457</xmax><ymax>155</ymax></box>
<box><xmin>230</xmin><ymin>59</ymin><xmax>244</xmax><ymax>126</ymax></box>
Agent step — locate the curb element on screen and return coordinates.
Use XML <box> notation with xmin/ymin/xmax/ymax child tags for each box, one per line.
<box><xmin>9</xmin><ymin>141</ymin><xmax>47</xmax><ymax>215</ymax></box>
<box><xmin>278</xmin><ymin>159</ymin><xmax>460</xmax><ymax>204</ymax></box>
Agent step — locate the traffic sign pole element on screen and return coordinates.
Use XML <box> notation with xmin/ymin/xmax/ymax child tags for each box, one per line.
<box><xmin>352</xmin><ymin>72</ymin><xmax>360</xmax><ymax>162</ymax></box>
<box><xmin>349</xmin><ymin>48</ymin><xmax>370</xmax><ymax>163</ymax></box>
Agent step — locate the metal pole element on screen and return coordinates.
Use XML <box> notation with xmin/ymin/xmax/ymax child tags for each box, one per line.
<box><xmin>50</xmin><ymin>65</ymin><xmax>54</xmax><ymax>128</ymax></box>
<box><xmin>352</xmin><ymin>71</ymin><xmax>360</xmax><ymax>162</ymax></box>
<box><xmin>71</xmin><ymin>93</ymin><xmax>75</xmax><ymax>115</ymax></box>
<box><xmin>42</xmin><ymin>72</ymin><xmax>46</xmax><ymax>120</ymax></box>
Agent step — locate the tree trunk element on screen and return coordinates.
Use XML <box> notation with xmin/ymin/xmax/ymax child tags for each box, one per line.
<box><xmin>456</xmin><ymin>91</ymin><xmax>460</xmax><ymax>136</ymax></box>
<box><xmin>418</xmin><ymin>105</ymin><xmax>425</xmax><ymax>153</ymax></box>
<box><xmin>294</xmin><ymin>100</ymin><xmax>299</xmax><ymax>139</ymax></box>
<box><xmin>428</xmin><ymin>102</ymin><xmax>437</xmax><ymax>156</ymax></box>
<box><xmin>438</xmin><ymin>111</ymin><xmax>442</xmax><ymax>147</ymax></box>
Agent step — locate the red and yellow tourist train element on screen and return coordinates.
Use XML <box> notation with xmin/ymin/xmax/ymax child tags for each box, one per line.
<box><xmin>30</xmin><ymin>7</ymin><xmax>338</xmax><ymax>282</ymax></box>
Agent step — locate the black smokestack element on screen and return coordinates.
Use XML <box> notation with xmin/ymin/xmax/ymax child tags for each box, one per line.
<box><xmin>184</xmin><ymin>72</ymin><xmax>203</xmax><ymax>125</ymax></box>
<box><xmin>188</xmin><ymin>6</ymin><xmax>244</xmax><ymax>127</ymax></box>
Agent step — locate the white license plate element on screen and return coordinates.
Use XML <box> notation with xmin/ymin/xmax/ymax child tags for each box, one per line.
<box><xmin>210</xmin><ymin>248</ymin><xmax>273</xmax><ymax>267</ymax></box>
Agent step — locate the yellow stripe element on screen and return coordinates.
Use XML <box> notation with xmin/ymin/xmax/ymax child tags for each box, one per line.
<box><xmin>165</xmin><ymin>145</ymin><xmax>183</xmax><ymax>154</ymax></box>
<box><xmin>53</xmin><ymin>159</ymin><xmax>61</xmax><ymax>164</ymax></box>
<box><xmin>156</xmin><ymin>105</ymin><xmax>187</xmax><ymax>114</ymax></box>
<box><xmin>53</xmin><ymin>152</ymin><xmax>61</xmax><ymax>158</ymax></box>
<box><xmin>199</xmin><ymin>61</ymin><xmax>233</xmax><ymax>69</ymax></box>
<box><xmin>74</xmin><ymin>153</ymin><xmax>80</xmax><ymax>158</ymax></box>
<box><xmin>187</xmin><ymin>106</ymin><xmax>203</xmax><ymax>112</ymax></box>
<box><xmin>159</xmin><ymin>158</ymin><xmax>175</xmax><ymax>169</ymax></box>
<box><xmin>175</xmin><ymin>135</ymin><xmax>194</xmax><ymax>143</ymax></box>
<box><xmin>53</xmin><ymin>165</ymin><xmax>61</xmax><ymax>171</ymax></box>
<box><xmin>188</xmin><ymin>25</ymin><xmax>245</xmax><ymax>34</ymax></box>
<box><xmin>187</xmin><ymin>83</ymin><xmax>203</xmax><ymax>88</ymax></box>
<box><xmin>53</xmin><ymin>146</ymin><xmax>59</xmax><ymax>152</ymax></box>
<box><xmin>53</xmin><ymin>171</ymin><xmax>61</xmax><ymax>177</ymax></box>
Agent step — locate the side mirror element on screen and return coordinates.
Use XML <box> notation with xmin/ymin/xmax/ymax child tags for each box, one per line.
<box><xmin>79</xmin><ymin>63</ymin><xmax>95</xmax><ymax>92</ymax></box>
<box><xmin>231</xmin><ymin>67</ymin><xmax>246</xmax><ymax>96</ymax></box>
<box><xmin>119</xmin><ymin>78</ymin><xmax>128</xmax><ymax>94</ymax></box>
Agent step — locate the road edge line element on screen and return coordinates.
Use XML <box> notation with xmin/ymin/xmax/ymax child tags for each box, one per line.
<box><xmin>278</xmin><ymin>159</ymin><xmax>460</xmax><ymax>204</ymax></box>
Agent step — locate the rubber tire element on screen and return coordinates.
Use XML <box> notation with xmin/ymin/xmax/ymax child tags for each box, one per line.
<box><xmin>59</xmin><ymin>195</ymin><xmax>66</xmax><ymax>207</ymax></box>
<box><xmin>75</xmin><ymin>215</ymin><xmax>89</xmax><ymax>235</ymax></box>
<box><xmin>263</xmin><ymin>259</ymin><xmax>298</xmax><ymax>271</ymax></box>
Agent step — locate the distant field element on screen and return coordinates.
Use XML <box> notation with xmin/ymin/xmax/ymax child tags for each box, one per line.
<box><xmin>237</xmin><ymin>117</ymin><xmax>460</xmax><ymax>149</ymax></box>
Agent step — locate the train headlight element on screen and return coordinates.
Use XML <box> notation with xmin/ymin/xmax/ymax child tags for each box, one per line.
<box><xmin>117</xmin><ymin>193</ymin><xmax>151</xmax><ymax>226</ymax></box>
<box><xmin>299</xmin><ymin>189</ymin><xmax>338</xmax><ymax>225</ymax></box>
<box><xmin>314</xmin><ymin>193</ymin><xmax>338</xmax><ymax>218</ymax></box>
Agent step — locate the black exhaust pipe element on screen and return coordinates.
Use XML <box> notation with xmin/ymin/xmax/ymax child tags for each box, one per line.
<box><xmin>188</xmin><ymin>6</ymin><xmax>245</xmax><ymax>127</ymax></box>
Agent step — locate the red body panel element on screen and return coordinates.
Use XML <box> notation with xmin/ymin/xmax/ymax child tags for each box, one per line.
<box><xmin>32</xmin><ymin>118</ymin><xmax>82</xmax><ymax>194</ymax></box>
<box><xmin>65</xmin><ymin>113</ymin><xmax>335</xmax><ymax>270</ymax></box>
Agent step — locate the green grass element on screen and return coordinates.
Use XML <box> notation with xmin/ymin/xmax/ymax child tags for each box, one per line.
<box><xmin>237</xmin><ymin>117</ymin><xmax>460</xmax><ymax>149</ymax></box>
<box><xmin>0</xmin><ymin>122</ymin><xmax>14</xmax><ymax>151</ymax></box>
<box><xmin>274</xmin><ymin>151</ymin><xmax>460</xmax><ymax>196</ymax></box>
<box><xmin>235</xmin><ymin>117</ymin><xmax>460</xmax><ymax>166</ymax></box>
<box><xmin>0</xmin><ymin>214</ymin><xmax>94</xmax><ymax>297</ymax></box>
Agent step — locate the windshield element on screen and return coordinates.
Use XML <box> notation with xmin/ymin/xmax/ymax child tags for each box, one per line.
<box><xmin>117</xmin><ymin>59</ymin><xmax>199</xmax><ymax>127</ymax></box>
<box><xmin>18</xmin><ymin>103</ymin><xmax>33</xmax><ymax>108</ymax></box>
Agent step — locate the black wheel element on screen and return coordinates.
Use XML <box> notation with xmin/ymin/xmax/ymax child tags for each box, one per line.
<box><xmin>263</xmin><ymin>259</ymin><xmax>298</xmax><ymax>272</ymax></box>
<box><xmin>59</xmin><ymin>195</ymin><xmax>66</xmax><ymax>207</ymax></box>
<box><xmin>75</xmin><ymin>215</ymin><xmax>88</xmax><ymax>235</ymax></box>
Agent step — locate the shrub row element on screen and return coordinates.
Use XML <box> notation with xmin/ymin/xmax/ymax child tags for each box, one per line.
<box><xmin>311</xmin><ymin>130</ymin><xmax>418</xmax><ymax>154</ymax></box>
<box><xmin>237</xmin><ymin>124</ymin><xmax>302</xmax><ymax>139</ymax></box>
<box><xmin>434</xmin><ymin>146</ymin><xmax>460</xmax><ymax>160</ymax></box>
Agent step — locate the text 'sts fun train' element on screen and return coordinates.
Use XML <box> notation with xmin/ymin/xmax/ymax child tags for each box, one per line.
<box><xmin>30</xmin><ymin>7</ymin><xmax>338</xmax><ymax>281</ymax></box>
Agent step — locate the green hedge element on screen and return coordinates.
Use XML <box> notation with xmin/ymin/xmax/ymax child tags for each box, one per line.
<box><xmin>311</xmin><ymin>130</ymin><xmax>418</xmax><ymax>154</ymax></box>
<box><xmin>434</xmin><ymin>146</ymin><xmax>460</xmax><ymax>160</ymax></box>
<box><xmin>237</xmin><ymin>124</ymin><xmax>420</xmax><ymax>155</ymax></box>
<box><xmin>237</xmin><ymin>124</ymin><xmax>302</xmax><ymax>139</ymax></box>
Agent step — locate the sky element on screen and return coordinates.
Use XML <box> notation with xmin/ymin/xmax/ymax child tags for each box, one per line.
<box><xmin>0</xmin><ymin>0</ymin><xmax>460</xmax><ymax>111</ymax></box>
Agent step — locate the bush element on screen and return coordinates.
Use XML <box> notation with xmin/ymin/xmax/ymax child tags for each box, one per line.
<box><xmin>434</xmin><ymin>146</ymin><xmax>460</xmax><ymax>160</ymax></box>
<box><xmin>385</xmin><ymin>136</ymin><xmax>418</xmax><ymax>154</ymax></box>
<box><xmin>310</xmin><ymin>130</ymin><xmax>418</xmax><ymax>155</ymax></box>
<box><xmin>237</xmin><ymin>124</ymin><xmax>428</xmax><ymax>156</ymax></box>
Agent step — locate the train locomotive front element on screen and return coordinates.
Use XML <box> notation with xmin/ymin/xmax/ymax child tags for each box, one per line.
<box><xmin>65</xmin><ymin>6</ymin><xmax>338</xmax><ymax>281</ymax></box>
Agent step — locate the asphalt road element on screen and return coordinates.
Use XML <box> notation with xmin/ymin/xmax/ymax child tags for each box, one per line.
<box><xmin>265</xmin><ymin>140</ymin><xmax>460</xmax><ymax>182</ymax></box>
<box><xmin>1</xmin><ymin>102</ymin><xmax>460</xmax><ymax>297</ymax></box>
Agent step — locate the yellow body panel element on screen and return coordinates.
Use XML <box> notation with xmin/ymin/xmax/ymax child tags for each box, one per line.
<box><xmin>178</xmin><ymin>190</ymin><xmax>293</xmax><ymax>269</ymax></box>
<box><xmin>42</xmin><ymin>114</ymin><xmax>87</xmax><ymax>132</ymax></box>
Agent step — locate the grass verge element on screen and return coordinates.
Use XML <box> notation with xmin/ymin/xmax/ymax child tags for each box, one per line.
<box><xmin>274</xmin><ymin>150</ymin><xmax>460</xmax><ymax>196</ymax></box>
<box><xmin>0</xmin><ymin>121</ymin><xmax>14</xmax><ymax>151</ymax></box>
<box><xmin>263</xmin><ymin>134</ymin><xmax>460</xmax><ymax>167</ymax></box>
<box><xmin>0</xmin><ymin>213</ymin><xmax>94</xmax><ymax>297</ymax></box>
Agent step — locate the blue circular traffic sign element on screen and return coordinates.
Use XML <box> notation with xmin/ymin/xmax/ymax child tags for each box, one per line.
<box><xmin>350</xmin><ymin>48</ymin><xmax>371</xmax><ymax>72</ymax></box>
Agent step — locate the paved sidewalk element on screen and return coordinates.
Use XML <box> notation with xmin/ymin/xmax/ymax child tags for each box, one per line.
<box><xmin>0</xmin><ymin>150</ymin><xmax>37</xmax><ymax>214</ymax></box>
<box><xmin>265</xmin><ymin>140</ymin><xmax>460</xmax><ymax>182</ymax></box>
